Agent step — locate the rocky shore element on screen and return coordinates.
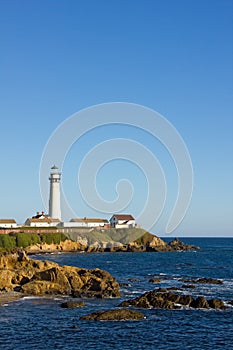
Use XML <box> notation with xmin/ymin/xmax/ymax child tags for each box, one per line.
<box><xmin>0</xmin><ymin>251</ymin><xmax>231</xmax><ymax>316</ymax></box>
<box><xmin>119</xmin><ymin>287</ymin><xmax>228</xmax><ymax>310</ymax></box>
<box><xmin>0</xmin><ymin>251</ymin><xmax>120</xmax><ymax>299</ymax></box>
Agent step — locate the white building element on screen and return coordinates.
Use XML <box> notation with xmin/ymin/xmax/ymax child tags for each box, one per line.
<box><xmin>59</xmin><ymin>218</ymin><xmax>109</xmax><ymax>228</ymax></box>
<box><xmin>0</xmin><ymin>219</ymin><xmax>17</xmax><ymax>228</ymax></box>
<box><xmin>49</xmin><ymin>165</ymin><xmax>61</xmax><ymax>221</ymax></box>
<box><xmin>25</xmin><ymin>212</ymin><xmax>60</xmax><ymax>227</ymax></box>
<box><xmin>110</xmin><ymin>214</ymin><xmax>135</xmax><ymax>228</ymax></box>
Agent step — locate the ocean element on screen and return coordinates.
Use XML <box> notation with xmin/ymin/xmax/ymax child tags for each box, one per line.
<box><xmin>0</xmin><ymin>238</ymin><xmax>232</xmax><ymax>350</ymax></box>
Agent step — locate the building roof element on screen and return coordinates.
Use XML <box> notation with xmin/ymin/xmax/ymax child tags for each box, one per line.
<box><xmin>26</xmin><ymin>218</ymin><xmax>54</xmax><ymax>223</ymax></box>
<box><xmin>0</xmin><ymin>219</ymin><xmax>16</xmax><ymax>224</ymax></box>
<box><xmin>70</xmin><ymin>218</ymin><xmax>108</xmax><ymax>223</ymax></box>
<box><xmin>26</xmin><ymin>214</ymin><xmax>60</xmax><ymax>223</ymax></box>
<box><xmin>50</xmin><ymin>218</ymin><xmax>61</xmax><ymax>222</ymax></box>
<box><xmin>112</xmin><ymin>214</ymin><xmax>135</xmax><ymax>221</ymax></box>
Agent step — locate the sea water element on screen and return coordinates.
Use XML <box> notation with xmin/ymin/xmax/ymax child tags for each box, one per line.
<box><xmin>0</xmin><ymin>238</ymin><xmax>232</xmax><ymax>350</ymax></box>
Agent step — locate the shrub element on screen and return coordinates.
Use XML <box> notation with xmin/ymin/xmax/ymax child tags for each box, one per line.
<box><xmin>0</xmin><ymin>234</ymin><xmax>16</xmax><ymax>249</ymax></box>
<box><xmin>40</xmin><ymin>232</ymin><xmax>67</xmax><ymax>245</ymax></box>
<box><xmin>15</xmin><ymin>232</ymin><xmax>40</xmax><ymax>248</ymax></box>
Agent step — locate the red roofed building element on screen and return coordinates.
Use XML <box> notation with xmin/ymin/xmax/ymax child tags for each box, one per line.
<box><xmin>110</xmin><ymin>214</ymin><xmax>135</xmax><ymax>228</ymax></box>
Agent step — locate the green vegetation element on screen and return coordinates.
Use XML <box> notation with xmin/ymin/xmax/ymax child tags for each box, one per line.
<box><xmin>134</xmin><ymin>231</ymin><xmax>154</xmax><ymax>245</ymax></box>
<box><xmin>0</xmin><ymin>232</ymin><xmax>68</xmax><ymax>250</ymax></box>
<box><xmin>0</xmin><ymin>227</ymin><xmax>155</xmax><ymax>252</ymax></box>
<box><xmin>66</xmin><ymin>227</ymin><xmax>151</xmax><ymax>245</ymax></box>
<box><xmin>16</xmin><ymin>232</ymin><xmax>41</xmax><ymax>248</ymax></box>
<box><xmin>40</xmin><ymin>232</ymin><xmax>67</xmax><ymax>245</ymax></box>
<box><xmin>0</xmin><ymin>234</ymin><xmax>16</xmax><ymax>250</ymax></box>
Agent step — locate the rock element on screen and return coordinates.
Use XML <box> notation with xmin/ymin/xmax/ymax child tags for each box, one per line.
<box><xmin>178</xmin><ymin>295</ymin><xmax>194</xmax><ymax>306</ymax></box>
<box><xmin>0</xmin><ymin>252</ymin><xmax>120</xmax><ymax>298</ymax></box>
<box><xmin>195</xmin><ymin>278</ymin><xmax>223</xmax><ymax>285</ymax></box>
<box><xmin>155</xmin><ymin>288</ymin><xmax>169</xmax><ymax>293</ymax></box>
<box><xmin>21</xmin><ymin>281</ymin><xmax>69</xmax><ymax>295</ymax></box>
<box><xmin>190</xmin><ymin>296</ymin><xmax>209</xmax><ymax>309</ymax></box>
<box><xmin>119</xmin><ymin>289</ymin><xmax>226</xmax><ymax>310</ymax></box>
<box><xmin>149</xmin><ymin>278</ymin><xmax>161</xmax><ymax>283</ymax></box>
<box><xmin>61</xmin><ymin>301</ymin><xmax>85</xmax><ymax>309</ymax></box>
<box><xmin>32</xmin><ymin>267</ymin><xmax>71</xmax><ymax>294</ymax></box>
<box><xmin>119</xmin><ymin>283</ymin><xmax>131</xmax><ymax>287</ymax></box>
<box><xmin>119</xmin><ymin>290</ymin><xmax>181</xmax><ymax>309</ymax></box>
<box><xmin>128</xmin><ymin>278</ymin><xmax>139</xmax><ymax>282</ymax></box>
<box><xmin>80</xmin><ymin>309</ymin><xmax>145</xmax><ymax>321</ymax></box>
<box><xmin>127</xmin><ymin>245</ymin><xmax>146</xmax><ymax>252</ymax></box>
<box><xmin>133</xmin><ymin>232</ymin><xmax>167</xmax><ymax>248</ymax></box>
<box><xmin>181</xmin><ymin>284</ymin><xmax>196</xmax><ymax>289</ymax></box>
<box><xmin>179</xmin><ymin>277</ymin><xmax>223</xmax><ymax>285</ymax></box>
<box><xmin>228</xmin><ymin>300</ymin><xmax>233</xmax><ymax>306</ymax></box>
<box><xmin>178</xmin><ymin>278</ymin><xmax>190</xmax><ymax>283</ymax></box>
<box><xmin>208</xmin><ymin>299</ymin><xmax>226</xmax><ymax>310</ymax></box>
<box><xmin>70</xmin><ymin>268</ymin><xmax>120</xmax><ymax>298</ymax></box>
<box><xmin>148</xmin><ymin>236</ymin><xmax>167</xmax><ymax>248</ymax></box>
<box><xmin>0</xmin><ymin>270</ymin><xmax>17</xmax><ymax>291</ymax></box>
<box><xmin>168</xmin><ymin>237</ymin><xmax>200</xmax><ymax>251</ymax></box>
<box><xmin>25</xmin><ymin>240</ymin><xmax>84</xmax><ymax>254</ymax></box>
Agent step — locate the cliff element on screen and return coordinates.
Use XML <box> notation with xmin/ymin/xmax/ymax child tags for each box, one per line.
<box><xmin>65</xmin><ymin>229</ymin><xmax>199</xmax><ymax>252</ymax></box>
<box><xmin>0</xmin><ymin>228</ymin><xmax>199</xmax><ymax>254</ymax></box>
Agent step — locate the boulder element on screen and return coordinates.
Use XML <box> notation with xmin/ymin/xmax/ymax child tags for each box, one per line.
<box><xmin>32</xmin><ymin>267</ymin><xmax>71</xmax><ymax>294</ymax></box>
<box><xmin>80</xmin><ymin>309</ymin><xmax>145</xmax><ymax>321</ymax></box>
<box><xmin>120</xmin><ymin>290</ymin><xmax>181</xmax><ymax>309</ymax></box>
<box><xmin>179</xmin><ymin>277</ymin><xmax>223</xmax><ymax>285</ymax></box>
<box><xmin>190</xmin><ymin>296</ymin><xmax>209</xmax><ymax>309</ymax></box>
<box><xmin>178</xmin><ymin>295</ymin><xmax>194</xmax><ymax>306</ymax></box>
<box><xmin>128</xmin><ymin>278</ymin><xmax>139</xmax><ymax>282</ymax></box>
<box><xmin>61</xmin><ymin>301</ymin><xmax>85</xmax><ymax>309</ymax></box>
<box><xmin>149</xmin><ymin>278</ymin><xmax>161</xmax><ymax>283</ymax></box>
<box><xmin>119</xmin><ymin>283</ymin><xmax>131</xmax><ymax>287</ymax></box>
<box><xmin>0</xmin><ymin>252</ymin><xmax>120</xmax><ymax>298</ymax></box>
<box><xmin>21</xmin><ymin>281</ymin><xmax>68</xmax><ymax>295</ymax></box>
<box><xmin>181</xmin><ymin>284</ymin><xmax>196</xmax><ymax>289</ymax></box>
<box><xmin>195</xmin><ymin>278</ymin><xmax>223</xmax><ymax>285</ymax></box>
<box><xmin>168</xmin><ymin>237</ymin><xmax>199</xmax><ymax>251</ymax></box>
<box><xmin>0</xmin><ymin>270</ymin><xmax>17</xmax><ymax>291</ymax></box>
<box><xmin>119</xmin><ymin>289</ymin><xmax>226</xmax><ymax>310</ymax></box>
<box><xmin>208</xmin><ymin>299</ymin><xmax>226</xmax><ymax>310</ymax></box>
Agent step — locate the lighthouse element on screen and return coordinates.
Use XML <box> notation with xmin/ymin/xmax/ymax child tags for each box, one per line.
<box><xmin>49</xmin><ymin>165</ymin><xmax>61</xmax><ymax>220</ymax></box>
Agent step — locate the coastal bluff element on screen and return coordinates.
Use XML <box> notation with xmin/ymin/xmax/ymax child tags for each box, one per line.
<box><xmin>0</xmin><ymin>251</ymin><xmax>120</xmax><ymax>298</ymax></box>
<box><xmin>20</xmin><ymin>228</ymin><xmax>200</xmax><ymax>253</ymax></box>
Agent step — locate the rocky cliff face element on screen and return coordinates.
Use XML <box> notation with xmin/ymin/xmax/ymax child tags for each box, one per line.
<box><xmin>25</xmin><ymin>239</ymin><xmax>85</xmax><ymax>254</ymax></box>
<box><xmin>18</xmin><ymin>231</ymin><xmax>199</xmax><ymax>254</ymax></box>
<box><xmin>0</xmin><ymin>251</ymin><xmax>120</xmax><ymax>298</ymax></box>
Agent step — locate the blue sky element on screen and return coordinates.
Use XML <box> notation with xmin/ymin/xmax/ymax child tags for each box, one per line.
<box><xmin>0</xmin><ymin>0</ymin><xmax>232</xmax><ymax>236</ymax></box>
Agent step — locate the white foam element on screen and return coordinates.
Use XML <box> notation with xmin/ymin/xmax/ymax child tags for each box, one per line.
<box><xmin>22</xmin><ymin>296</ymin><xmax>42</xmax><ymax>300</ymax></box>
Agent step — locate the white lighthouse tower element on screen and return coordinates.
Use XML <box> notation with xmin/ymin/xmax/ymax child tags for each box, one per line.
<box><xmin>49</xmin><ymin>165</ymin><xmax>61</xmax><ymax>220</ymax></box>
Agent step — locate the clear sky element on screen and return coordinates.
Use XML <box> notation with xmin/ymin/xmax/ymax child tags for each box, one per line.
<box><xmin>0</xmin><ymin>0</ymin><xmax>232</xmax><ymax>237</ymax></box>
